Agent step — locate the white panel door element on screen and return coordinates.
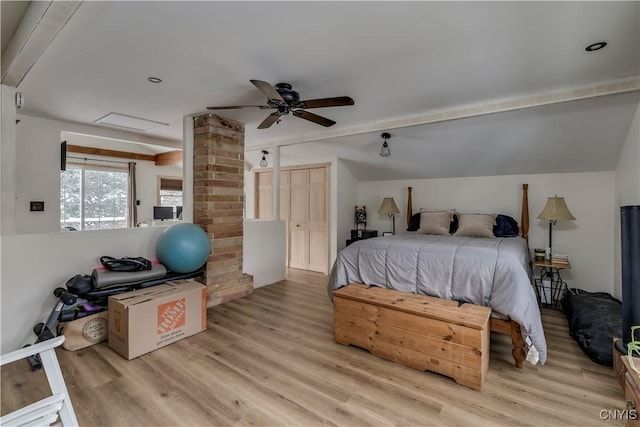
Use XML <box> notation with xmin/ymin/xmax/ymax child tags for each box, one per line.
<box><xmin>289</xmin><ymin>169</ymin><xmax>309</xmax><ymax>270</ymax></box>
<box><xmin>308</xmin><ymin>168</ymin><xmax>327</xmax><ymax>273</ymax></box>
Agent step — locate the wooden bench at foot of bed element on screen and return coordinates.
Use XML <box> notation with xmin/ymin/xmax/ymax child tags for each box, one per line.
<box><xmin>333</xmin><ymin>284</ymin><xmax>491</xmax><ymax>391</ymax></box>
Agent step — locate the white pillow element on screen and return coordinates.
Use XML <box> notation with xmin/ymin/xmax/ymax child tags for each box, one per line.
<box><xmin>453</xmin><ymin>213</ymin><xmax>496</xmax><ymax>238</ymax></box>
<box><xmin>417</xmin><ymin>210</ymin><xmax>454</xmax><ymax>235</ymax></box>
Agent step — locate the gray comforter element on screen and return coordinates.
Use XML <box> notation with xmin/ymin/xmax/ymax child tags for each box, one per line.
<box><xmin>328</xmin><ymin>234</ymin><xmax>547</xmax><ymax>364</ymax></box>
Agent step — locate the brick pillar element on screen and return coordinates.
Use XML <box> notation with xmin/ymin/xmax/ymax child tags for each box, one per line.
<box><xmin>193</xmin><ymin>113</ymin><xmax>253</xmax><ymax>306</ymax></box>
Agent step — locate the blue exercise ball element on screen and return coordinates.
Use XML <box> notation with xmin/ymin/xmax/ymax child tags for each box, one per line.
<box><xmin>156</xmin><ymin>223</ymin><xmax>210</xmax><ymax>273</ymax></box>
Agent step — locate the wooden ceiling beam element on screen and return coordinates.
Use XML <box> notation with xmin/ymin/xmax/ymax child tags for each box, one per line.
<box><xmin>155</xmin><ymin>150</ymin><xmax>183</xmax><ymax>166</ymax></box>
<box><xmin>66</xmin><ymin>144</ymin><xmax>156</xmax><ymax>162</ymax></box>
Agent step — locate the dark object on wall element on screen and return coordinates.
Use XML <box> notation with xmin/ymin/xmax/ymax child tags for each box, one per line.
<box><xmin>354</xmin><ymin>206</ymin><xmax>367</xmax><ymax>230</ymax></box>
<box><xmin>60</xmin><ymin>141</ymin><xmax>67</xmax><ymax>171</ymax></box>
<box><xmin>30</xmin><ymin>201</ymin><xmax>44</xmax><ymax>212</ymax></box>
<box><xmin>562</xmin><ymin>288</ymin><xmax>622</xmax><ymax>366</ymax></box>
<box><xmin>618</xmin><ymin>205</ymin><xmax>640</xmax><ymax>353</ymax></box>
<box><xmin>153</xmin><ymin>206</ymin><xmax>173</xmax><ymax>220</ymax></box>
<box><xmin>176</xmin><ymin>206</ymin><xmax>183</xmax><ymax>219</ymax></box>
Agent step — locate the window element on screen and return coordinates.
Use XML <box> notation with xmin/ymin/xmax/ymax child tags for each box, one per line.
<box><xmin>158</xmin><ymin>177</ymin><xmax>183</xmax><ymax>217</ymax></box>
<box><xmin>60</xmin><ymin>164</ymin><xmax>129</xmax><ymax>230</ymax></box>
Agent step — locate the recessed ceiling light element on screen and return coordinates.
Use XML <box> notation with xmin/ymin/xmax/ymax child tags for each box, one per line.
<box><xmin>147</xmin><ymin>77</ymin><xmax>162</xmax><ymax>83</ymax></box>
<box><xmin>585</xmin><ymin>42</ymin><xmax>607</xmax><ymax>52</ymax></box>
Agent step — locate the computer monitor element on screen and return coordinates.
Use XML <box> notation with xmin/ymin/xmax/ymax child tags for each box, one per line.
<box><xmin>176</xmin><ymin>206</ymin><xmax>183</xmax><ymax>220</ymax></box>
<box><xmin>153</xmin><ymin>206</ymin><xmax>173</xmax><ymax>221</ymax></box>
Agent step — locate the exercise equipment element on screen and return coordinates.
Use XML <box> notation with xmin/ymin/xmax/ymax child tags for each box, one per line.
<box><xmin>27</xmin><ymin>267</ymin><xmax>204</xmax><ymax>370</ymax></box>
<box><xmin>92</xmin><ymin>264</ymin><xmax>167</xmax><ymax>288</ymax></box>
<box><xmin>27</xmin><ymin>287</ymin><xmax>95</xmax><ymax>370</ymax></box>
<box><xmin>156</xmin><ymin>223</ymin><xmax>210</xmax><ymax>273</ymax></box>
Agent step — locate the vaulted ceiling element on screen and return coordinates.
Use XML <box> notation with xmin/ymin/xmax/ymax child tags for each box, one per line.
<box><xmin>3</xmin><ymin>1</ymin><xmax>639</xmax><ymax>180</ymax></box>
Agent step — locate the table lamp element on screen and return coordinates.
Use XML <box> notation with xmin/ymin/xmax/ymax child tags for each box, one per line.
<box><xmin>537</xmin><ymin>195</ymin><xmax>575</xmax><ymax>260</ymax></box>
<box><xmin>378</xmin><ymin>197</ymin><xmax>400</xmax><ymax>235</ymax></box>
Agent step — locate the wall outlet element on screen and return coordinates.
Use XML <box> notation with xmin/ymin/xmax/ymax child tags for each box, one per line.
<box><xmin>30</xmin><ymin>201</ymin><xmax>44</xmax><ymax>212</ymax></box>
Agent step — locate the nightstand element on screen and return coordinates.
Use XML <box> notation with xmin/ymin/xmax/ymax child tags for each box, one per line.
<box><xmin>533</xmin><ymin>258</ymin><xmax>571</xmax><ymax>309</ymax></box>
<box><xmin>346</xmin><ymin>230</ymin><xmax>377</xmax><ymax>246</ymax></box>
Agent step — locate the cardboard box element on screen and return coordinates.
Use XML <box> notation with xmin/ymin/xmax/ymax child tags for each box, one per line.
<box><xmin>108</xmin><ymin>280</ymin><xmax>207</xmax><ymax>359</ymax></box>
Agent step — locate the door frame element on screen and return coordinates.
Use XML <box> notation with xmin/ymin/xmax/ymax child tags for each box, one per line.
<box><xmin>254</xmin><ymin>162</ymin><xmax>331</xmax><ymax>273</ymax></box>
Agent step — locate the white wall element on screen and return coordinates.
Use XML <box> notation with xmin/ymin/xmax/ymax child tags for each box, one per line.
<box><xmin>0</xmin><ymin>226</ymin><xmax>168</xmax><ymax>352</ymax></box>
<box><xmin>1</xmin><ymin>85</ymin><xmax>17</xmax><ymax>235</ymax></box>
<box><xmin>243</xmin><ymin>169</ymin><xmax>256</xmax><ymax>219</ymax></box>
<box><xmin>13</xmin><ymin>114</ymin><xmax>181</xmax><ymax>234</ymax></box>
<box><xmin>135</xmin><ymin>161</ymin><xmax>183</xmax><ymax>223</ymax></box>
<box><xmin>358</xmin><ymin>171</ymin><xmax>616</xmax><ymax>294</ymax></box>
<box><xmin>614</xmin><ymin>103</ymin><xmax>640</xmax><ymax>299</ymax></box>
<box><xmin>336</xmin><ymin>158</ymin><xmax>358</xmax><ymax>252</ymax></box>
<box><xmin>243</xmin><ymin>219</ymin><xmax>286</xmax><ymax>288</ymax></box>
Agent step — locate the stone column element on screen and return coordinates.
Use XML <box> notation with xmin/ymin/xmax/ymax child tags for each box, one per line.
<box><xmin>193</xmin><ymin>113</ymin><xmax>253</xmax><ymax>306</ymax></box>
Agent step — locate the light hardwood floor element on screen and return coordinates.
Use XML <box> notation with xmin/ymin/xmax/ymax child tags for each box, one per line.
<box><xmin>2</xmin><ymin>269</ymin><xmax>625</xmax><ymax>426</ymax></box>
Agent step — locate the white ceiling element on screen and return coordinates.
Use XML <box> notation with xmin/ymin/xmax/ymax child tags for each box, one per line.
<box><xmin>4</xmin><ymin>1</ymin><xmax>640</xmax><ymax>180</ymax></box>
<box><xmin>0</xmin><ymin>1</ymin><xmax>29</xmax><ymax>54</ymax></box>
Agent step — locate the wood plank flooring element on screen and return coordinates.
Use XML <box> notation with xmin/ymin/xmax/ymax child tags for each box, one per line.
<box><xmin>1</xmin><ymin>269</ymin><xmax>625</xmax><ymax>426</ymax></box>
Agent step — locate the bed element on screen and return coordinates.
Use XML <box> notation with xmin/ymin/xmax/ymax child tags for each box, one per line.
<box><xmin>328</xmin><ymin>184</ymin><xmax>547</xmax><ymax>367</ymax></box>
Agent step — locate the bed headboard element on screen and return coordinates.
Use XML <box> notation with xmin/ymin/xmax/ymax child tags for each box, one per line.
<box><xmin>405</xmin><ymin>183</ymin><xmax>530</xmax><ymax>243</ymax></box>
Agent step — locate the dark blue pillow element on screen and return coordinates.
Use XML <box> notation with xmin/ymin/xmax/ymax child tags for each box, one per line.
<box><xmin>407</xmin><ymin>213</ymin><xmax>421</xmax><ymax>231</ymax></box>
<box><xmin>494</xmin><ymin>214</ymin><xmax>519</xmax><ymax>237</ymax></box>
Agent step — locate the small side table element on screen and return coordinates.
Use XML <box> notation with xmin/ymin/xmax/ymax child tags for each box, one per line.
<box><xmin>346</xmin><ymin>230</ymin><xmax>378</xmax><ymax>247</ymax></box>
<box><xmin>533</xmin><ymin>259</ymin><xmax>571</xmax><ymax>309</ymax></box>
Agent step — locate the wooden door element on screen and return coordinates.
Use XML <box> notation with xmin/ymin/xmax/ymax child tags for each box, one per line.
<box><xmin>289</xmin><ymin>169</ymin><xmax>309</xmax><ymax>270</ymax></box>
<box><xmin>308</xmin><ymin>168</ymin><xmax>327</xmax><ymax>273</ymax></box>
<box><xmin>254</xmin><ymin>166</ymin><xmax>328</xmax><ymax>274</ymax></box>
<box><xmin>255</xmin><ymin>171</ymin><xmax>272</xmax><ymax>219</ymax></box>
<box><xmin>280</xmin><ymin>171</ymin><xmax>291</xmax><ymax>264</ymax></box>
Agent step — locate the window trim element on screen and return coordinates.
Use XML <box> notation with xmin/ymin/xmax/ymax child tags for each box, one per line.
<box><xmin>61</xmin><ymin>163</ymin><xmax>129</xmax><ymax>230</ymax></box>
<box><xmin>156</xmin><ymin>175</ymin><xmax>183</xmax><ymax>205</ymax></box>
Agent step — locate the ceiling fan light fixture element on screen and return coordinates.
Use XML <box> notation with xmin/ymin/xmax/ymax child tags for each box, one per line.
<box><xmin>207</xmin><ymin>80</ymin><xmax>354</xmax><ymax>129</ymax></box>
<box><xmin>585</xmin><ymin>42</ymin><xmax>607</xmax><ymax>52</ymax></box>
<box><xmin>379</xmin><ymin>132</ymin><xmax>391</xmax><ymax>157</ymax></box>
<box><xmin>260</xmin><ymin>150</ymin><xmax>268</xmax><ymax>168</ymax></box>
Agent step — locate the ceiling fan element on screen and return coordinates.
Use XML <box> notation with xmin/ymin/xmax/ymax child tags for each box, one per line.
<box><xmin>207</xmin><ymin>80</ymin><xmax>354</xmax><ymax>129</ymax></box>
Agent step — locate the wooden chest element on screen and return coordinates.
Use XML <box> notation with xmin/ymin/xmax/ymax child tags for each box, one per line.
<box><xmin>333</xmin><ymin>284</ymin><xmax>491</xmax><ymax>390</ymax></box>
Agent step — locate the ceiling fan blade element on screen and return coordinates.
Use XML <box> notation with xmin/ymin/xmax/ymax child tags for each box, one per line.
<box><xmin>293</xmin><ymin>96</ymin><xmax>354</xmax><ymax>109</ymax></box>
<box><xmin>250</xmin><ymin>79</ymin><xmax>285</xmax><ymax>103</ymax></box>
<box><xmin>206</xmin><ymin>105</ymin><xmax>271</xmax><ymax>110</ymax></box>
<box><xmin>257</xmin><ymin>112</ymin><xmax>282</xmax><ymax>129</ymax></box>
<box><xmin>292</xmin><ymin>110</ymin><xmax>336</xmax><ymax>127</ymax></box>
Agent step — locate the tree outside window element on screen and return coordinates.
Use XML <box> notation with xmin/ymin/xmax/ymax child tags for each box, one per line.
<box><xmin>60</xmin><ymin>165</ymin><xmax>129</xmax><ymax>230</ymax></box>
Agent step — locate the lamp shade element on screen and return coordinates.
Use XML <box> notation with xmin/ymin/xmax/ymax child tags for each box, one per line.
<box><xmin>378</xmin><ymin>197</ymin><xmax>400</xmax><ymax>215</ymax></box>
<box><xmin>537</xmin><ymin>196</ymin><xmax>576</xmax><ymax>221</ymax></box>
